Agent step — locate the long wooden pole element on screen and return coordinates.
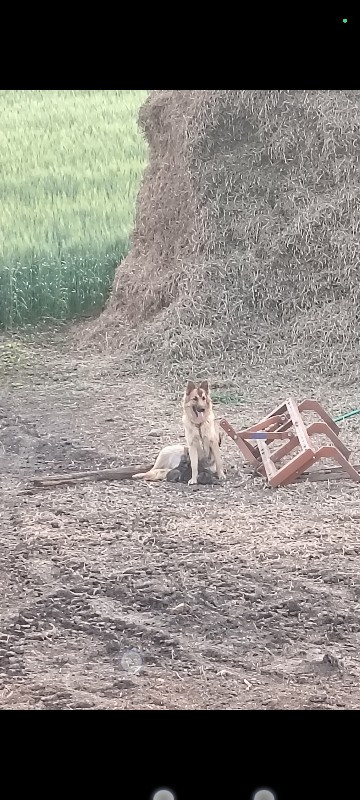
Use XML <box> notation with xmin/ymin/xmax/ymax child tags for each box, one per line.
<box><xmin>32</xmin><ymin>462</ymin><xmax>154</xmax><ymax>488</ymax></box>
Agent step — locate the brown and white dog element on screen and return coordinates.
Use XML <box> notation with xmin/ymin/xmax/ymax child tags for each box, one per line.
<box><xmin>182</xmin><ymin>380</ymin><xmax>225</xmax><ymax>485</ymax></box>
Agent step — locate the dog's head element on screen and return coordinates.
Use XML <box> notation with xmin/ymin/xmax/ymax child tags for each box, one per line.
<box><xmin>183</xmin><ymin>380</ymin><xmax>211</xmax><ymax>424</ymax></box>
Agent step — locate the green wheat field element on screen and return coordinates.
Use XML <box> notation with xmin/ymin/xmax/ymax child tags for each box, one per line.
<box><xmin>0</xmin><ymin>90</ymin><xmax>148</xmax><ymax>328</ymax></box>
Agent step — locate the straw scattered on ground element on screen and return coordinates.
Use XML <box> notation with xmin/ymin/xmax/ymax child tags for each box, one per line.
<box><xmin>1</xmin><ymin>330</ymin><xmax>360</xmax><ymax>709</ymax></box>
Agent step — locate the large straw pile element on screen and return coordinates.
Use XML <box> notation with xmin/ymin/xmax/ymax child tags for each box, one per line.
<box><xmin>90</xmin><ymin>90</ymin><xmax>360</xmax><ymax>383</ymax></box>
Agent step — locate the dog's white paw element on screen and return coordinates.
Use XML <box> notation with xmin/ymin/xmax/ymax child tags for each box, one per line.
<box><xmin>218</xmin><ymin>471</ymin><xmax>226</xmax><ymax>481</ymax></box>
<box><xmin>188</xmin><ymin>477</ymin><xmax>198</xmax><ymax>485</ymax></box>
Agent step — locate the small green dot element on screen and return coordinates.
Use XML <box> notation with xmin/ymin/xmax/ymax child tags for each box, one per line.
<box><xmin>343</xmin><ymin>18</ymin><xmax>347</xmax><ymax>23</ymax></box>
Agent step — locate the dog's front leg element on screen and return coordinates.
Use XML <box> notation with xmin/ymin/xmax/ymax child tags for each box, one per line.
<box><xmin>211</xmin><ymin>442</ymin><xmax>226</xmax><ymax>480</ymax></box>
<box><xmin>188</xmin><ymin>445</ymin><xmax>199</xmax><ymax>485</ymax></box>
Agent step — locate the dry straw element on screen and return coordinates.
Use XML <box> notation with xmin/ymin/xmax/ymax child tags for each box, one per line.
<box><xmin>86</xmin><ymin>90</ymin><xmax>360</xmax><ymax>384</ymax></box>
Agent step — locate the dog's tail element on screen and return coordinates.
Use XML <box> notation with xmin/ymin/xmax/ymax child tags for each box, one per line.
<box><xmin>133</xmin><ymin>468</ymin><xmax>169</xmax><ymax>481</ymax></box>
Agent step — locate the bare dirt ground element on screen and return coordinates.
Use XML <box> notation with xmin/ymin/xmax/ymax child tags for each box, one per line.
<box><xmin>1</xmin><ymin>324</ymin><xmax>360</xmax><ymax>709</ymax></box>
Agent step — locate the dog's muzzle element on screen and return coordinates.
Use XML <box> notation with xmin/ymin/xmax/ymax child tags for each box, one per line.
<box><xmin>194</xmin><ymin>405</ymin><xmax>206</xmax><ymax>423</ymax></box>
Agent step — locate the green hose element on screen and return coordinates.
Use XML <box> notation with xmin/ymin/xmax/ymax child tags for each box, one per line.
<box><xmin>334</xmin><ymin>408</ymin><xmax>360</xmax><ymax>423</ymax></box>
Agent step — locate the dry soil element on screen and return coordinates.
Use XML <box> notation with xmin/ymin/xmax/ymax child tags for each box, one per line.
<box><xmin>1</xmin><ymin>325</ymin><xmax>360</xmax><ymax>709</ymax></box>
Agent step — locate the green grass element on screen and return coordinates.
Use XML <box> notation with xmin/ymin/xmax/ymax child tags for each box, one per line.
<box><xmin>212</xmin><ymin>391</ymin><xmax>245</xmax><ymax>405</ymax></box>
<box><xmin>0</xmin><ymin>90</ymin><xmax>148</xmax><ymax>327</ymax></box>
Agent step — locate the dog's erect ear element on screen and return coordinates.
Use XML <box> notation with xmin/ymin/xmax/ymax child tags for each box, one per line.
<box><xmin>199</xmin><ymin>380</ymin><xmax>209</xmax><ymax>395</ymax></box>
<box><xmin>186</xmin><ymin>381</ymin><xmax>196</xmax><ymax>395</ymax></box>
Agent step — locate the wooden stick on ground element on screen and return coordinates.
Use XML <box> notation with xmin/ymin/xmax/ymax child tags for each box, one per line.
<box><xmin>32</xmin><ymin>462</ymin><xmax>154</xmax><ymax>488</ymax></box>
<box><xmin>295</xmin><ymin>463</ymin><xmax>360</xmax><ymax>483</ymax></box>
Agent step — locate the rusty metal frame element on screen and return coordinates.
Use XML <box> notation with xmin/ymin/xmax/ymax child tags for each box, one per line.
<box><xmin>220</xmin><ymin>396</ymin><xmax>360</xmax><ymax>487</ymax></box>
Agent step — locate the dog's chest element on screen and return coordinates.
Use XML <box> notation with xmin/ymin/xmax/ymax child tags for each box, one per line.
<box><xmin>193</xmin><ymin>422</ymin><xmax>213</xmax><ymax>457</ymax></box>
